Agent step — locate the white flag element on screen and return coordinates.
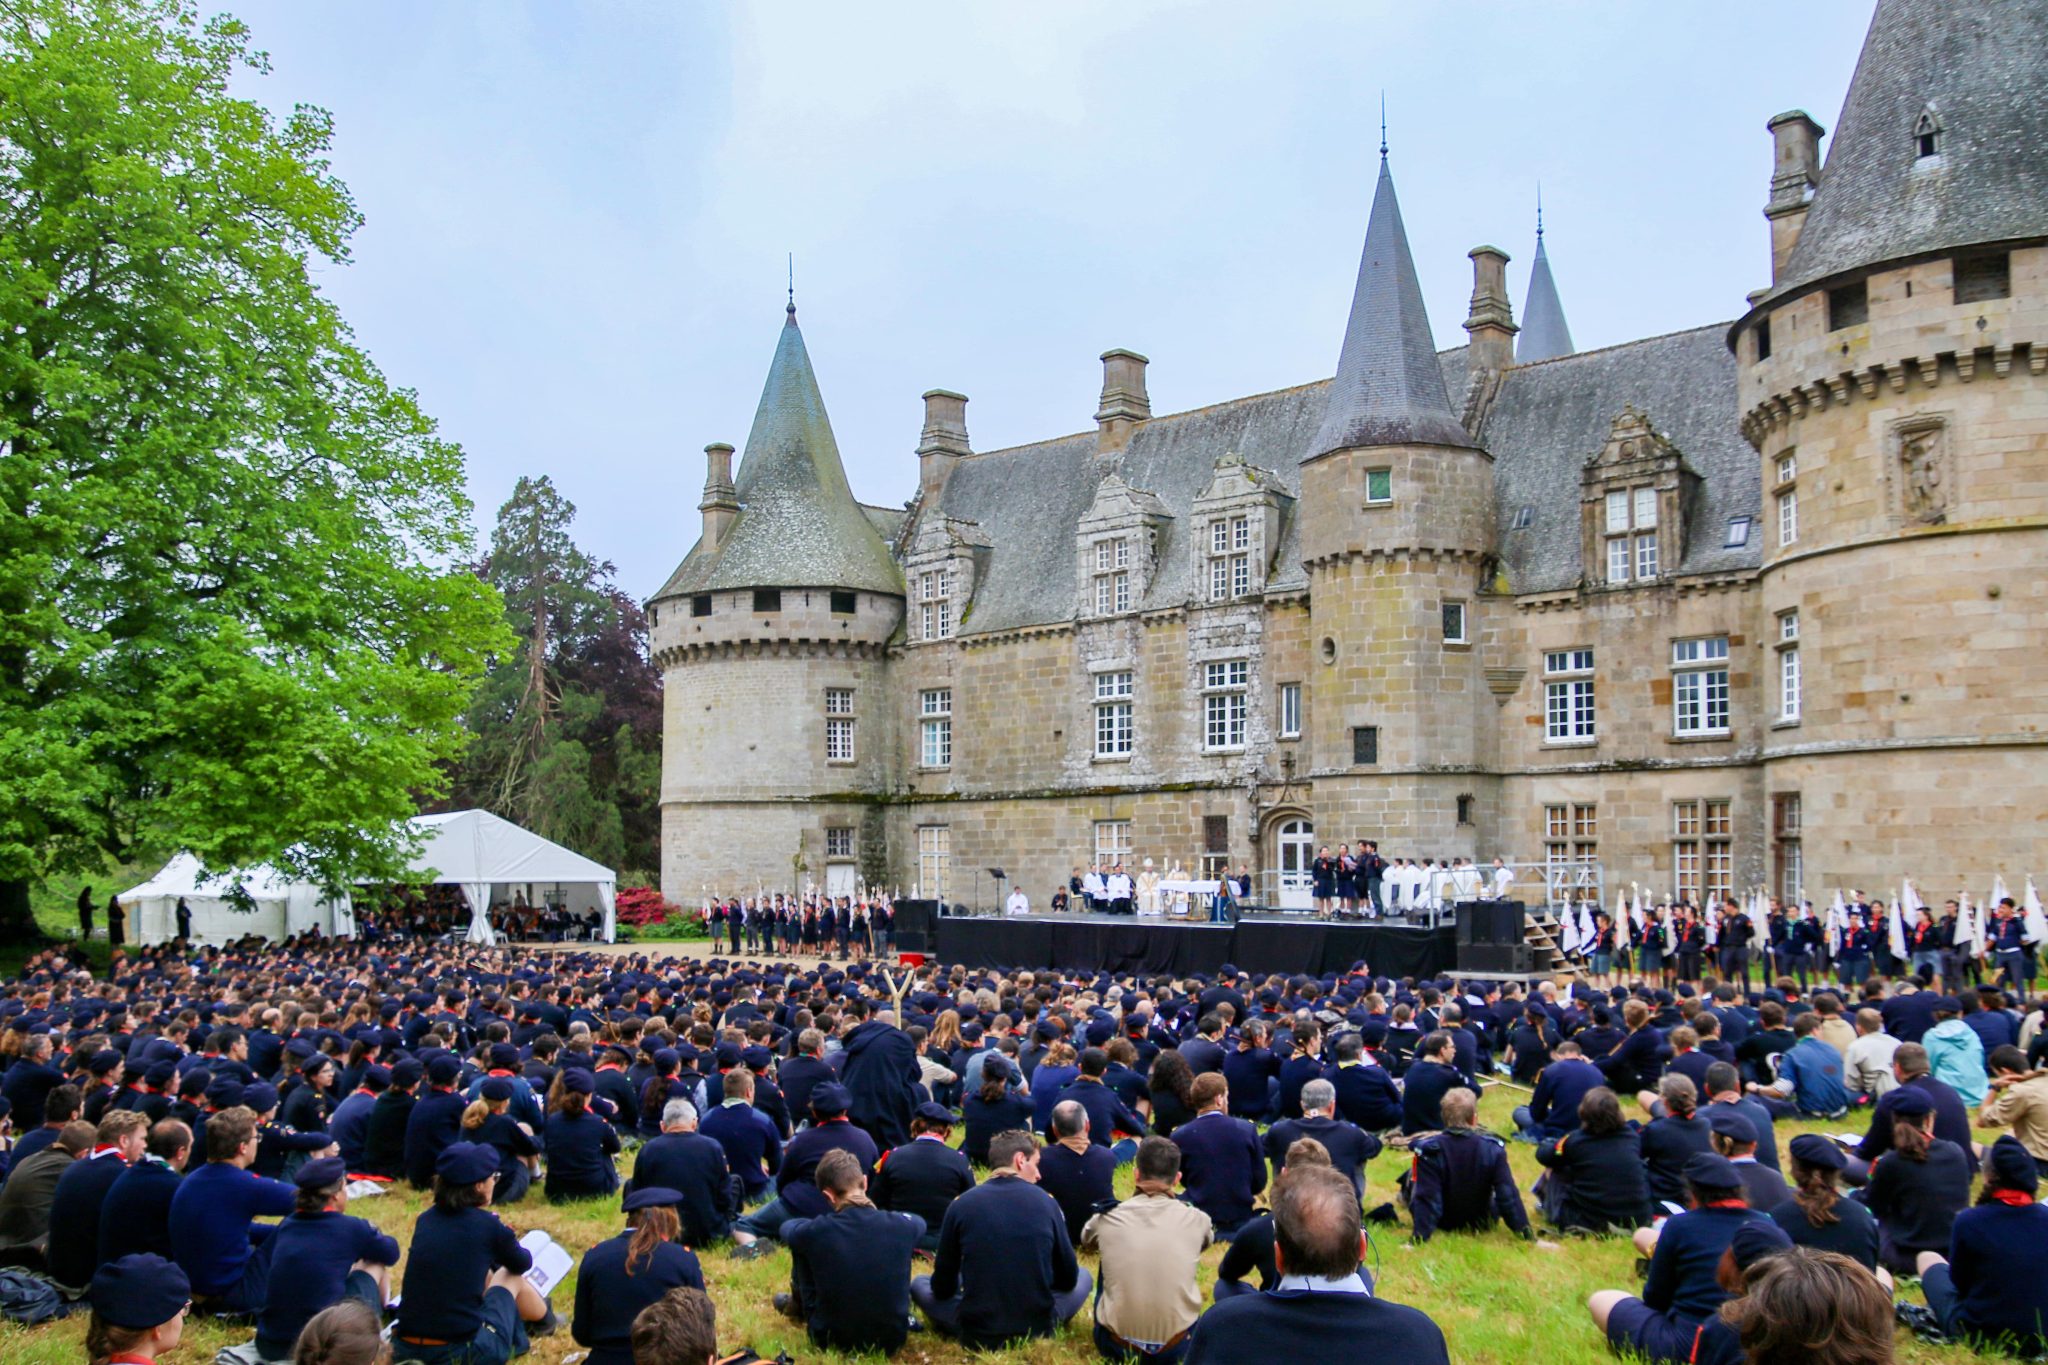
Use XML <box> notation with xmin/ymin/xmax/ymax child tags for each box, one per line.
<box><xmin>1577</xmin><ymin>900</ymin><xmax>1597</xmax><ymax>954</ymax></box>
<box><xmin>1828</xmin><ymin>890</ymin><xmax>1846</xmax><ymax>955</ymax></box>
<box><xmin>1561</xmin><ymin>905</ymin><xmax>1582</xmax><ymax>955</ymax></box>
<box><xmin>2025</xmin><ymin>877</ymin><xmax>2048</xmax><ymax>946</ymax></box>
<box><xmin>1888</xmin><ymin>887</ymin><xmax>1908</xmax><ymax>962</ymax></box>
<box><xmin>1993</xmin><ymin>875</ymin><xmax>2012</xmax><ymax>916</ymax></box>
<box><xmin>1902</xmin><ymin>878</ymin><xmax>1925</xmax><ymax>917</ymax></box>
<box><xmin>1955</xmin><ymin>891</ymin><xmax>1978</xmax><ymax>952</ymax></box>
<box><xmin>1614</xmin><ymin>885</ymin><xmax>1630</xmax><ymax>949</ymax></box>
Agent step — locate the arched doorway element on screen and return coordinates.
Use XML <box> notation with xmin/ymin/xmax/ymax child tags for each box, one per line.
<box><xmin>1272</xmin><ymin>817</ymin><xmax>1314</xmax><ymax>910</ymax></box>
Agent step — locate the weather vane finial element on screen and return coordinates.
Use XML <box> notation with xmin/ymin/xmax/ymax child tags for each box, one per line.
<box><xmin>1536</xmin><ymin>183</ymin><xmax>1544</xmax><ymax>239</ymax></box>
<box><xmin>787</xmin><ymin>253</ymin><xmax>795</xmax><ymax>316</ymax></box>
<box><xmin>1379</xmin><ymin>92</ymin><xmax>1387</xmax><ymax>160</ymax></box>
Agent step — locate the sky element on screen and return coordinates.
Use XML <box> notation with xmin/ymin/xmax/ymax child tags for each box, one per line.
<box><xmin>225</xmin><ymin>2</ymin><xmax>1874</xmax><ymax>599</ymax></box>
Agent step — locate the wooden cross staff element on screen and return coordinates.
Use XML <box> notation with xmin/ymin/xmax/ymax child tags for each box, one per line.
<box><xmin>879</xmin><ymin>966</ymin><xmax>909</xmax><ymax>1020</ymax></box>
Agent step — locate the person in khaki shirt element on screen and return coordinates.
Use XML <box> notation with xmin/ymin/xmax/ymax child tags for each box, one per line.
<box><xmin>1812</xmin><ymin>994</ymin><xmax>1859</xmax><ymax>1060</ymax></box>
<box><xmin>1082</xmin><ymin>1135</ymin><xmax>1214</xmax><ymax>1362</ymax></box>
<box><xmin>1981</xmin><ymin>1045</ymin><xmax>2048</xmax><ymax>1165</ymax></box>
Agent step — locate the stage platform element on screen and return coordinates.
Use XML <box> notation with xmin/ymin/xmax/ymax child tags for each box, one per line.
<box><xmin>931</xmin><ymin>911</ymin><xmax>1455</xmax><ymax>979</ymax></box>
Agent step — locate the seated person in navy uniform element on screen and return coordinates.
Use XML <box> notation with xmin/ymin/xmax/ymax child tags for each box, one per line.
<box><xmin>1706</xmin><ymin>1109</ymin><xmax>1788</xmax><ymax>1214</ymax></box>
<box><xmin>393</xmin><ymin>1140</ymin><xmax>550</xmax><ymax>1364</ymax></box>
<box><xmin>571</xmin><ymin>1187</ymin><xmax>705</xmax><ymax>1365</ymax></box>
<box><xmin>732</xmin><ymin>1082</ymin><xmax>877</xmax><ymax>1250</ymax></box>
<box><xmin>463</xmin><ymin>1077</ymin><xmax>541</xmax><ymax>1206</ymax></box>
<box><xmin>249</xmin><ymin>1156</ymin><xmax>400</xmax><ymax>1361</ymax></box>
<box><xmin>780</xmin><ymin>1148</ymin><xmax>926</xmax><ymax>1356</ymax></box>
<box><xmin>697</xmin><ymin>1068</ymin><xmax>782</xmax><ymax>1207</ymax></box>
<box><xmin>1770</xmin><ymin>1134</ymin><xmax>1881</xmax><ymax>1275</ymax></box>
<box><xmin>629</xmin><ymin>1099</ymin><xmax>738</xmax><ymax>1248</ymax></box>
<box><xmin>1038</xmin><ymin>1100</ymin><xmax>1118</xmax><ymax>1246</ymax></box>
<box><xmin>1263</xmin><ymin>1078</ymin><xmax>1379</xmax><ymax>1204</ymax></box>
<box><xmin>1169</xmin><ymin>1073</ymin><xmax>1266</xmax><ymax>1239</ymax></box>
<box><xmin>84</xmin><ymin>1253</ymin><xmax>192</xmax><ymax>1365</ymax></box>
<box><xmin>1399</xmin><ymin>1032</ymin><xmax>1465</xmax><ymax>1135</ymax></box>
<box><xmin>1917</xmin><ymin>1136</ymin><xmax>2048</xmax><ymax>1355</ymax></box>
<box><xmin>911</xmin><ymin>1127</ymin><xmax>1090</xmax><ymax>1347</ymax></box>
<box><xmin>1407</xmin><ymin>1087</ymin><xmax>1531</xmax><ymax>1243</ymax></box>
<box><xmin>542</xmin><ymin>1068</ymin><xmax>622</xmax><ymax>1203</ymax></box>
<box><xmin>870</xmin><ymin>1101</ymin><xmax>975</xmax><ymax>1253</ymax></box>
<box><xmin>1586</xmin><ymin>1152</ymin><xmax>1776</xmax><ymax>1360</ymax></box>
<box><xmin>1184</xmin><ymin>1163</ymin><xmax>1449</xmax><ymax>1365</ymax></box>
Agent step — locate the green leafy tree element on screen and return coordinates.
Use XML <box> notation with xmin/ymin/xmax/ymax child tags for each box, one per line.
<box><xmin>0</xmin><ymin>0</ymin><xmax>509</xmax><ymax>937</ymax></box>
<box><xmin>449</xmin><ymin>476</ymin><xmax>660</xmax><ymax>874</ymax></box>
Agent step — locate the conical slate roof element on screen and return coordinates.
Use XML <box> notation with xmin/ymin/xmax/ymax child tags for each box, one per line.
<box><xmin>660</xmin><ymin>308</ymin><xmax>903</xmax><ymax>598</ymax></box>
<box><xmin>1308</xmin><ymin>158</ymin><xmax>1474</xmax><ymax>458</ymax></box>
<box><xmin>1517</xmin><ymin>232</ymin><xmax>1574</xmax><ymax>363</ymax></box>
<box><xmin>1765</xmin><ymin>0</ymin><xmax>2048</xmax><ymax>305</ymax></box>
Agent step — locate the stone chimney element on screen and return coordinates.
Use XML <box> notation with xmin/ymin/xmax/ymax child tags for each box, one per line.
<box><xmin>698</xmin><ymin>441</ymin><xmax>738</xmax><ymax>551</ymax></box>
<box><xmin>1764</xmin><ymin>110</ymin><xmax>1825</xmax><ymax>283</ymax></box>
<box><xmin>1095</xmin><ymin>349</ymin><xmax>1151</xmax><ymax>454</ymax></box>
<box><xmin>1462</xmin><ymin>245</ymin><xmax>1517</xmax><ymax>373</ymax></box>
<box><xmin>917</xmin><ymin>389</ymin><xmax>970</xmax><ymax>498</ymax></box>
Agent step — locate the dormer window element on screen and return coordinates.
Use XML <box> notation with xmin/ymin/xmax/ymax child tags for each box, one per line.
<box><xmin>1093</xmin><ymin>537</ymin><xmax>1131</xmax><ymax>615</ymax></box>
<box><xmin>917</xmin><ymin>569</ymin><xmax>953</xmax><ymax>640</ymax></box>
<box><xmin>1208</xmin><ymin>517</ymin><xmax>1251</xmax><ymax>601</ymax></box>
<box><xmin>1603</xmin><ymin>485</ymin><xmax>1659</xmax><ymax>583</ymax></box>
<box><xmin>1914</xmin><ymin>107</ymin><xmax>1940</xmax><ymax>159</ymax></box>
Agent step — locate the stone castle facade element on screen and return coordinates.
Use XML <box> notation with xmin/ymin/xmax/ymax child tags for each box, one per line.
<box><xmin>651</xmin><ymin>0</ymin><xmax>2047</xmax><ymax>915</ymax></box>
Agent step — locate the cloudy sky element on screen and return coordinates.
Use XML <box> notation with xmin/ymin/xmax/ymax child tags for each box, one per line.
<box><xmin>228</xmin><ymin>3</ymin><xmax>1872</xmax><ymax>597</ymax></box>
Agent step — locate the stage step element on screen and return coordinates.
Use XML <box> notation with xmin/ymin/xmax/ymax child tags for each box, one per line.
<box><xmin>1524</xmin><ymin>914</ymin><xmax>1583</xmax><ymax>980</ymax></box>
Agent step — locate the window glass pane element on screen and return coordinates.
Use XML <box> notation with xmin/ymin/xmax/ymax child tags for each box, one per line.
<box><xmin>1607</xmin><ymin>538</ymin><xmax>1630</xmax><ymax>582</ymax></box>
<box><xmin>1211</xmin><ymin>521</ymin><xmax>1229</xmax><ymax>554</ymax></box>
<box><xmin>1636</xmin><ymin>534</ymin><xmax>1659</xmax><ymax>578</ymax></box>
<box><xmin>1232</xmin><ymin>517</ymin><xmax>1250</xmax><ymax>550</ymax></box>
<box><xmin>1605</xmin><ymin>489</ymin><xmax>1629</xmax><ymax>533</ymax></box>
<box><xmin>1442</xmin><ymin>602</ymin><xmax>1466</xmax><ymax>642</ymax></box>
<box><xmin>1633</xmin><ymin>486</ymin><xmax>1657</xmax><ymax>528</ymax></box>
<box><xmin>1778</xmin><ymin>490</ymin><xmax>1797</xmax><ymax>546</ymax></box>
<box><xmin>1365</xmin><ymin>469</ymin><xmax>1391</xmax><ymax>503</ymax></box>
<box><xmin>1279</xmin><ymin>682</ymin><xmax>1301</xmax><ymax>737</ymax></box>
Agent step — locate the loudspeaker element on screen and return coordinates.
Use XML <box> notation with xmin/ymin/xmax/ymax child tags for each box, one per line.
<box><xmin>893</xmin><ymin>899</ymin><xmax>938</xmax><ymax>954</ymax></box>
<box><xmin>1456</xmin><ymin>900</ymin><xmax>1526</xmax><ymax>947</ymax></box>
<box><xmin>1457</xmin><ymin>943</ymin><xmax>1535</xmax><ymax>974</ymax></box>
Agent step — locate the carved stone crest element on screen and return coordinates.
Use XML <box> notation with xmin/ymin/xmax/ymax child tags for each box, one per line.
<box><xmin>1891</xmin><ymin>416</ymin><xmax>1949</xmax><ymax>525</ymax></box>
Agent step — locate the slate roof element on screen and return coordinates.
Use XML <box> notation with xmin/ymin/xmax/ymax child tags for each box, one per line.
<box><xmin>1483</xmin><ymin>323</ymin><xmax>1757</xmax><ymax>593</ymax></box>
<box><xmin>933</xmin><ymin>324</ymin><xmax>1753</xmax><ymax>634</ymax></box>
<box><xmin>1757</xmin><ymin>0</ymin><xmax>2048</xmax><ymax>310</ymax></box>
<box><xmin>1517</xmin><ymin>232</ymin><xmax>1575</xmax><ymax>364</ymax></box>
<box><xmin>1308</xmin><ymin>158</ymin><xmax>1475</xmax><ymax>456</ymax></box>
<box><xmin>652</xmin><ymin>309</ymin><xmax>903</xmax><ymax>601</ymax></box>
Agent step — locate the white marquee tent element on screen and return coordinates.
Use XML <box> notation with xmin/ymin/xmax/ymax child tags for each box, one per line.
<box><xmin>120</xmin><ymin>810</ymin><xmax>616</xmax><ymax>946</ymax></box>
<box><xmin>409</xmin><ymin>809</ymin><xmax>616</xmax><ymax>945</ymax></box>
<box><xmin>118</xmin><ymin>853</ymin><xmax>353</xmax><ymax>946</ymax></box>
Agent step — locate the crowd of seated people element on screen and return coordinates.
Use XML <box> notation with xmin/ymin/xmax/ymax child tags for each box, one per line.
<box><xmin>0</xmin><ymin>930</ymin><xmax>2042</xmax><ymax>1363</ymax></box>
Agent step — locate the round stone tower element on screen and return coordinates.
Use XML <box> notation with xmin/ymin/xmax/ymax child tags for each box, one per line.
<box><xmin>1731</xmin><ymin>0</ymin><xmax>2048</xmax><ymax>891</ymax></box>
<box><xmin>648</xmin><ymin>304</ymin><xmax>904</xmax><ymax>902</ymax></box>
<box><xmin>1297</xmin><ymin>152</ymin><xmax>1497</xmax><ymax>852</ymax></box>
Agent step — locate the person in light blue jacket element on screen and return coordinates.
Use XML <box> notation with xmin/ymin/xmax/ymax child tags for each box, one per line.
<box><xmin>1922</xmin><ymin>996</ymin><xmax>1989</xmax><ymax>1107</ymax></box>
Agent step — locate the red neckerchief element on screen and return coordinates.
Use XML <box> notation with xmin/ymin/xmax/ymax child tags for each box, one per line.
<box><xmin>89</xmin><ymin>1144</ymin><xmax>123</xmax><ymax>1159</ymax></box>
<box><xmin>107</xmin><ymin>1354</ymin><xmax>157</xmax><ymax>1364</ymax></box>
<box><xmin>486</xmin><ymin>1068</ymin><xmax>515</xmax><ymax>1077</ymax></box>
<box><xmin>1989</xmin><ymin>1189</ymin><xmax>2037</xmax><ymax>1207</ymax></box>
<box><xmin>1702</xmin><ymin>1198</ymin><xmax>1748</xmax><ymax>1210</ymax></box>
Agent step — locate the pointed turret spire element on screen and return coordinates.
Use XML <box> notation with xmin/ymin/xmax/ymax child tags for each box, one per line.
<box><xmin>1517</xmin><ymin>192</ymin><xmax>1575</xmax><ymax>363</ymax></box>
<box><xmin>1308</xmin><ymin>155</ymin><xmax>1472</xmax><ymax>458</ymax></box>
<box><xmin>1765</xmin><ymin>0</ymin><xmax>2048</xmax><ymax>304</ymax></box>
<box><xmin>698</xmin><ymin>306</ymin><xmax>902</xmax><ymax>595</ymax></box>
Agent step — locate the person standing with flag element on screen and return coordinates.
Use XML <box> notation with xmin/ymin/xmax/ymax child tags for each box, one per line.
<box><xmin>1994</xmin><ymin>897</ymin><xmax>2032</xmax><ymax>995</ymax></box>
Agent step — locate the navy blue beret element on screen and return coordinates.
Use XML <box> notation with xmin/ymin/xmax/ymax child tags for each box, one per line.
<box><xmin>294</xmin><ymin>1156</ymin><xmax>347</xmax><ymax>1190</ymax></box>
<box><xmin>622</xmin><ymin>1185</ymin><xmax>682</xmax><ymax>1213</ymax></box>
<box><xmin>89</xmin><ymin>1254</ymin><xmax>190</xmax><ymax>1328</ymax></box>
<box><xmin>436</xmin><ymin>1140</ymin><xmax>499</xmax><ymax>1185</ymax></box>
<box><xmin>480</xmin><ymin>1077</ymin><xmax>515</xmax><ymax>1103</ymax></box>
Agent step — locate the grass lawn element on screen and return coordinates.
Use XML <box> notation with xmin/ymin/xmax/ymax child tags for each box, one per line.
<box><xmin>0</xmin><ymin>1084</ymin><xmax>2006</xmax><ymax>1364</ymax></box>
